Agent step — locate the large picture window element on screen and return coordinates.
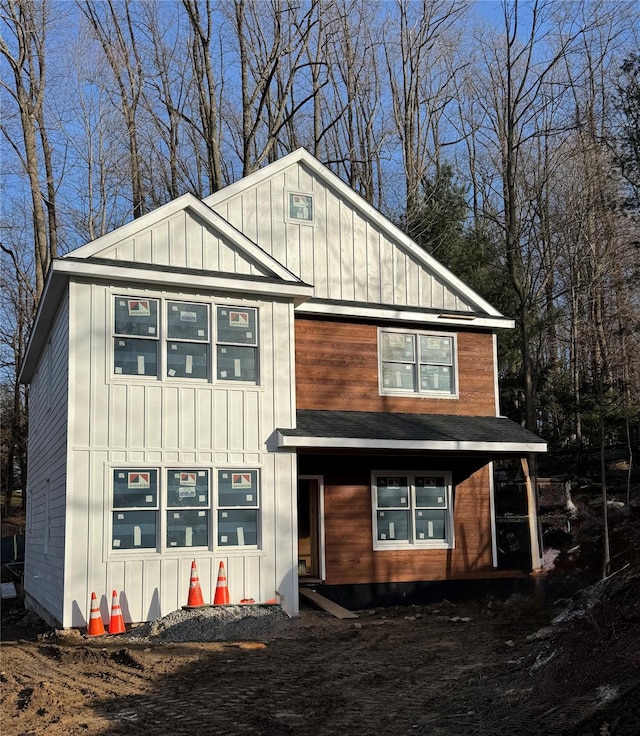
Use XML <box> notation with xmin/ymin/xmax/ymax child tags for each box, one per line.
<box><xmin>372</xmin><ymin>472</ymin><xmax>453</xmax><ymax>550</ymax></box>
<box><xmin>112</xmin><ymin>297</ymin><xmax>259</xmax><ymax>384</ymax></box>
<box><xmin>379</xmin><ymin>329</ymin><xmax>456</xmax><ymax>397</ymax></box>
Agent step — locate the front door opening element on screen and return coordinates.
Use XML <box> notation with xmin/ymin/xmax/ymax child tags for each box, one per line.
<box><xmin>298</xmin><ymin>478</ymin><xmax>321</xmax><ymax>579</ymax></box>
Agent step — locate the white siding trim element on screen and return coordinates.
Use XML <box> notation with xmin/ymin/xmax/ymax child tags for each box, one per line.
<box><xmin>53</xmin><ymin>259</ymin><xmax>313</xmax><ymax>302</ymax></box>
<box><xmin>488</xmin><ymin>461</ymin><xmax>498</xmax><ymax>567</ymax></box>
<box><xmin>296</xmin><ymin>300</ymin><xmax>514</xmax><ymax>330</ymax></box>
<box><xmin>277</xmin><ymin>433</ymin><xmax>547</xmax><ymax>453</ymax></box>
<box><xmin>493</xmin><ymin>333</ymin><xmax>501</xmax><ymax>416</ymax></box>
<box><xmin>299</xmin><ymin>475</ymin><xmax>326</xmax><ymax>581</ymax></box>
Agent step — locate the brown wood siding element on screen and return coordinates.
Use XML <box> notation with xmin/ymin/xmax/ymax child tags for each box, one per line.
<box><xmin>295</xmin><ymin>318</ymin><xmax>496</xmax><ymax>415</ymax></box>
<box><xmin>322</xmin><ymin>465</ymin><xmax>494</xmax><ymax>585</ymax></box>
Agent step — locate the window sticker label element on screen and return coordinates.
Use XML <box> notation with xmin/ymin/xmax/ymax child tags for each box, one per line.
<box><xmin>178</xmin><ymin>488</ymin><xmax>196</xmax><ymax>499</ymax></box>
<box><xmin>128</xmin><ymin>300</ymin><xmax>150</xmax><ymax>317</ymax></box>
<box><xmin>180</xmin><ymin>473</ymin><xmax>196</xmax><ymax>486</ymax></box>
<box><xmin>386</xmin><ymin>478</ymin><xmax>399</xmax><ymax>489</ymax></box>
<box><xmin>229</xmin><ymin>311</ymin><xmax>249</xmax><ymax>328</ymax></box>
<box><xmin>128</xmin><ymin>472</ymin><xmax>150</xmax><ymax>489</ymax></box>
<box><xmin>289</xmin><ymin>193</ymin><xmax>313</xmax><ymax>221</ymax></box>
<box><xmin>232</xmin><ymin>473</ymin><xmax>252</xmax><ymax>489</ymax></box>
<box><xmin>180</xmin><ymin>311</ymin><xmax>197</xmax><ymax>322</ymax></box>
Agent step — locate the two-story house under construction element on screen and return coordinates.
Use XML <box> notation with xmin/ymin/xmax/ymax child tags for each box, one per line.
<box><xmin>20</xmin><ymin>149</ymin><xmax>546</xmax><ymax>628</ymax></box>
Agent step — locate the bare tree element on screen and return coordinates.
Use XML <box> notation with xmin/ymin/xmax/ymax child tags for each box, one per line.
<box><xmin>1</xmin><ymin>0</ymin><xmax>58</xmax><ymax>301</ymax></box>
<box><xmin>78</xmin><ymin>0</ymin><xmax>146</xmax><ymax>218</ymax></box>
<box><xmin>228</xmin><ymin>0</ymin><xmax>320</xmax><ymax>175</ymax></box>
<box><xmin>384</xmin><ymin>0</ymin><xmax>468</xmax><ymax>216</ymax></box>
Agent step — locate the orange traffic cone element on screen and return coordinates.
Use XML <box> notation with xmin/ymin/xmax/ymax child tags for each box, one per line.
<box><xmin>87</xmin><ymin>592</ymin><xmax>106</xmax><ymax>637</ymax></box>
<box><xmin>108</xmin><ymin>590</ymin><xmax>126</xmax><ymax>635</ymax></box>
<box><xmin>183</xmin><ymin>560</ymin><xmax>205</xmax><ymax>609</ymax></box>
<box><xmin>213</xmin><ymin>561</ymin><xmax>230</xmax><ymax>605</ymax></box>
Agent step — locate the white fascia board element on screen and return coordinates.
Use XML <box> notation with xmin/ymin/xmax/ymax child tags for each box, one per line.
<box><xmin>206</xmin><ymin>148</ymin><xmax>503</xmax><ymax>317</ymax></box>
<box><xmin>53</xmin><ymin>259</ymin><xmax>314</xmax><ymax>302</ymax></box>
<box><xmin>296</xmin><ymin>300</ymin><xmax>515</xmax><ymax>330</ymax></box>
<box><xmin>19</xmin><ymin>268</ymin><xmax>68</xmax><ymax>383</ymax></box>
<box><xmin>276</xmin><ymin>432</ymin><xmax>547</xmax><ymax>454</ymax></box>
<box><xmin>63</xmin><ymin>194</ymin><xmax>302</xmax><ymax>285</ymax></box>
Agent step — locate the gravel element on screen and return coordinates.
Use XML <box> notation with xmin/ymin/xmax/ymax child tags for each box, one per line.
<box><xmin>118</xmin><ymin>604</ymin><xmax>294</xmax><ymax>643</ymax></box>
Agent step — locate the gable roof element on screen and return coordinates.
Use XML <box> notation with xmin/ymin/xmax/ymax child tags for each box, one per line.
<box><xmin>277</xmin><ymin>410</ymin><xmax>547</xmax><ymax>454</ymax></box>
<box><xmin>205</xmin><ymin>149</ymin><xmax>513</xmax><ymax>329</ymax></box>
<box><xmin>65</xmin><ymin>193</ymin><xmax>305</xmax><ymax>284</ymax></box>
<box><xmin>20</xmin><ymin>194</ymin><xmax>314</xmax><ymax>383</ymax></box>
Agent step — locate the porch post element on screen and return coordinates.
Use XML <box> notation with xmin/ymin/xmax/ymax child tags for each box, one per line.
<box><xmin>521</xmin><ymin>457</ymin><xmax>543</xmax><ymax>571</ymax></box>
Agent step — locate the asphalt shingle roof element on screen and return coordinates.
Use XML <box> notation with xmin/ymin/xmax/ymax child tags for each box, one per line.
<box><xmin>277</xmin><ymin>410</ymin><xmax>546</xmax><ymax>452</ymax></box>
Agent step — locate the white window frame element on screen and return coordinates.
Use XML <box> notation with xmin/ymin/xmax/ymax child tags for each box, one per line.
<box><xmin>166</xmin><ymin>300</ymin><xmax>211</xmax><ymax>381</ymax></box>
<box><xmin>113</xmin><ymin>296</ymin><xmax>160</xmax><ymax>379</ymax></box>
<box><xmin>216</xmin><ymin>468</ymin><xmax>261</xmax><ymax>550</ymax></box>
<box><xmin>378</xmin><ymin>328</ymin><xmax>458</xmax><ymax>398</ymax></box>
<box><xmin>111</xmin><ymin>295</ymin><xmax>260</xmax><ymax>386</ymax></box>
<box><xmin>165</xmin><ymin>469</ymin><xmax>212</xmax><ymax>550</ymax></box>
<box><xmin>371</xmin><ymin>471</ymin><xmax>454</xmax><ymax>551</ymax></box>
<box><xmin>108</xmin><ymin>465</ymin><xmax>261</xmax><ymax>556</ymax></box>
<box><xmin>286</xmin><ymin>190</ymin><xmax>315</xmax><ymax>224</ymax></box>
<box><xmin>215</xmin><ymin>306</ymin><xmax>260</xmax><ymax>384</ymax></box>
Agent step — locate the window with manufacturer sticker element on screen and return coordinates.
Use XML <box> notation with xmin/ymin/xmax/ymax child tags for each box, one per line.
<box><xmin>166</xmin><ymin>470</ymin><xmax>210</xmax><ymax>548</ymax></box>
<box><xmin>112</xmin><ymin>297</ymin><xmax>259</xmax><ymax>384</ymax></box>
<box><xmin>372</xmin><ymin>472</ymin><xmax>453</xmax><ymax>550</ymax></box>
<box><xmin>216</xmin><ymin>307</ymin><xmax>258</xmax><ymax>382</ymax></box>
<box><xmin>217</xmin><ymin>469</ymin><xmax>259</xmax><ymax>547</ymax></box>
<box><xmin>379</xmin><ymin>329</ymin><xmax>456</xmax><ymax>397</ymax></box>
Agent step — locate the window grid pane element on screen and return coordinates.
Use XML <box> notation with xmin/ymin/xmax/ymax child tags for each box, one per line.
<box><xmin>114</xmin><ymin>298</ymin><xmax>158</xmax><ymax>337</ymax></box>
<box><xmin>167</xmin><ymin>302</ymin><xmax>209</xmax><ymax>341</ymax></box>
<box><xmin>217</xmin><ymin>307</ymin><xmax>258</xmax><ymax>345</ymax></box>
<box><xmin>167</xmin><ymin>342</ymin><xmax>209</xmax><ymax>379</ymax></box>
<box><xmin>167</xmin><ymin>509</ymin><xmax>209</xmax><ymax>548</ymax></box>
<box><xmin>112</xmin><ymin>510</ymin><xmax>157</xmax><ymax>549</ymax></box>
<box><xmin>113</xmin><ymin>470</ymin><xmax>158</xmax><ymax>509</ymax></box>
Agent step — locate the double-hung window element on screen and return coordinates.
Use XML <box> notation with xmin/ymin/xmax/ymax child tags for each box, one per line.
<box><xmin>372</xmin><ymin>472</ymin><xmax>453</xmax><ymax>550</ymax></box>
<box><xmin>166</xmin><ymin>470</ymin><xmax>210</xmax><ymax>548</ymax></box>
<box><xmin>114</xmin><ymin>298</ymin><xmax>159</xmax><ymax>376</ymax></box>
<box><xmin>216</xmin><ymin>307</ymin><xmax>258</xmax><ymax>382</ymax></box>
<box><xmin>217</xmin><ymin>469</ymin><xmax>259</xmax><ymax>547</ymax></box>
<box><xmin>112</xmin><ymin>469</ymin><xmax>158</xmax><ymax>549</ymax></box>
<box><xmin>379</xmin><ymin>329</ymin><xmax>456</xmax><ymax>397</ymax></box>
<box><xmin>166</xmin><ymin>301</ymin><xmax>210</xmax><ymax>379</ymax></box>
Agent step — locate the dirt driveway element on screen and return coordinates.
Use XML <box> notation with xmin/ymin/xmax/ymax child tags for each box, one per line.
<box><xmin>2</xmin><ymin>590</ymin><xmax>639</xmax><ymax>736</ymax></box>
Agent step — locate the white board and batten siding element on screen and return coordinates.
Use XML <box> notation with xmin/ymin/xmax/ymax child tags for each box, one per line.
<box><xmin>206</xmin><ymin>159</ymin><xmax>475</xmax><ymax>313</ymax></box>
<box><xmin>24</xmin><ymin>293</ymin><xmax>70</xmax><ymax>626</ymax></box>
<box><xmin>93</xmin><ymin>208</ymin><xmax>265</xmax><ymax>277</ymax></box>
<box><xmin>57</xmin><ymin>230</ymin><xmax>298</xmax><ymax>626</ymax></box>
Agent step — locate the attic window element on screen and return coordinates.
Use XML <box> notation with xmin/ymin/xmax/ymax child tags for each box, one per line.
<box><xmin>287</xmin><ymin>192</ymin><xmax>314</xmax><ymax>223</ymax></box>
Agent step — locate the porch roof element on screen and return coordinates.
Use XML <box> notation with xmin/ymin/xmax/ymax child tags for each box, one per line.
<box><xmin>276</xmin><ymin>410</ymin><xmax>547</xmax><ymax>454</ymax></box>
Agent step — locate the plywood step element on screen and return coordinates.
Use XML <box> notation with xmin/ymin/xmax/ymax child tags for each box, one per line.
<box><xmin>299</xmin><ymin>588</ymin><xmax>359</xmax><ymax>619</ymax></box>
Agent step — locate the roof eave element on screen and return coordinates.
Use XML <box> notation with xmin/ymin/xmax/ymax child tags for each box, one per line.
<box><xmin>276</xmin><ymin>432</ymin><xmax>547</xmax><ymax>454</ymax></box>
